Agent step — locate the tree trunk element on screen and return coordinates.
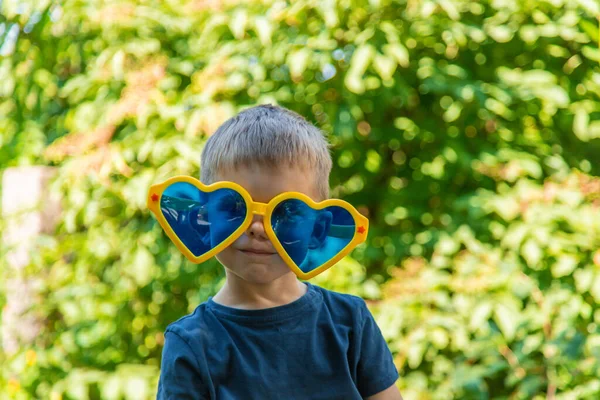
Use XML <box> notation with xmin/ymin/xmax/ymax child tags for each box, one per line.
<box><xmin>1</xmin><ymin>166</ymin><xmax>61</xmax><ymax>357</ymax></box>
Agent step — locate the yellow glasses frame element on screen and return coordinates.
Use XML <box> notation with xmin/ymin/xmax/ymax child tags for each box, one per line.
<box><xmin>147</xmin><ymin>175</ymin><xmax>369</xmax><ymax>280</ymax></box>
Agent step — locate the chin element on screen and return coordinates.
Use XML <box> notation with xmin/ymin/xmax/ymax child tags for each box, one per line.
<box><xmin>241</xmin><ymin>272</ymin><xmax>283</xmax><ymax>284</ymax></box>
<box><xmin>238</xmin><ymin>263</ymin><xmax>290</xmax><ymax>284</ymax></box>
<box><xmin>216</xmin><ymin>253</ymin><xmax>291</xmax><ymax>284</ymax></box>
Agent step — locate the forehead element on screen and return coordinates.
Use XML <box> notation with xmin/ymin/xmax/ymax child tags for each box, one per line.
<box><xmin>214</xmin><ymin>163</ymin><xmax>320</xmax><ymax>202</ymax></box>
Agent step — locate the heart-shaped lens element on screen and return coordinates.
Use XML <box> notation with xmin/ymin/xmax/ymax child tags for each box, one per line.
<box><xmin>160</xmin><ymin>182</ymin><xmax>247</xmax><ymax>258</ymax></box>
<box><xmin>270</xmin><ymin>199</ymin><xmax>357</xmax><ymax>273</ymax></box>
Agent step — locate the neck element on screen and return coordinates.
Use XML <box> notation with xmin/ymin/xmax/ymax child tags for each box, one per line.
<box><xmin>213</xmin><ymin>271</ymin><xmax>307</xmax><ymax>310</ymax></box>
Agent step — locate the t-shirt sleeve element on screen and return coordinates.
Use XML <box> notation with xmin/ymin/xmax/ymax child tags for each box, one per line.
<box><xmin>355</xmin><ymin>299</ymin><xmax>399</xmax><ymax>398</ymax></box>
<box><xmin>157</xmin><ymin>329</ymin><xmax>209</xmax><ymax>400</ymax></box>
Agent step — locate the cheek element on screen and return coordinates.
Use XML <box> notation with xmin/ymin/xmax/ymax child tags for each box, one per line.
<box><xmin>215</xmin><ymin>246</ymin><xmax>238</xmax><ymax>267</ymax></box>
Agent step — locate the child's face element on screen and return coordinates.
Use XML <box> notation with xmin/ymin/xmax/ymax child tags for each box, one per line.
<box><xmin>213</xmin><ymin>163</ymin><xmax>322</xmax><ymax>284</ymax></box>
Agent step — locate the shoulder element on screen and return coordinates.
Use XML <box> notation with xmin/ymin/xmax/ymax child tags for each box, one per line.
<box><xmin>164</xmin><ymin>302</ymin><xmax>214</xmax><ymax>347</ymax></box>
<box><xmin>310</xmin><ymin>282</ymin><xmax>367</xmax><ymax>310</ymax></box>
<box><xmin>309</xmin><ymin>283</ymin><xmax>367</xmax><ymax>324</ymax></box>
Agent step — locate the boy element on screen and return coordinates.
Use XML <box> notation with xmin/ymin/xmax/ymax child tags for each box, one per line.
<box><xmin>156</xmin><ymin>104</ymin><xmax>402</xmax><ymax>399</ymax></box>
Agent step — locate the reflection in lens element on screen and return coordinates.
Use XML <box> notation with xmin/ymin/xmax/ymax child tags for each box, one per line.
<box><xmin>160</xmin><ymin>183</ymin><xmax>247</xmax><ymax>257</ymax></box>
<box><xmin>272</xmin><ymin>199</ymin><xmax>355</xmax><ymax>272</ymax></box>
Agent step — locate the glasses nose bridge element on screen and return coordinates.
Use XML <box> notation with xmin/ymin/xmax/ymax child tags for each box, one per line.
<box><xmin>251</xmin><ymin>201</ymin><xmax>268</xmax><ymax>216</ymax></box>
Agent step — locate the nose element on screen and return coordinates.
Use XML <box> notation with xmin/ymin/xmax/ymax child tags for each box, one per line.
<box><xmin>246</xmin><ymin>214</ymin><xmax>268</xmax><ymax>239</ymax></box>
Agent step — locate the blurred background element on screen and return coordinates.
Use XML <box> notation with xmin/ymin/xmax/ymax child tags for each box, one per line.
<box><xmin>1</xmin><ymin>0</ymin><xmax>600</xmax><ymax>399</ymax></box>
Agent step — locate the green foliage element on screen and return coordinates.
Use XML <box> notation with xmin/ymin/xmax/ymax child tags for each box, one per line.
<box><xmin>375</xmin><ymin>172</ymin><xmax>600</xmax><ymax>399</ymax></box>
<box><xmin>0</xmin><ymin>0</ymin><xmax>599</xmax><ymax>398</ymax></box>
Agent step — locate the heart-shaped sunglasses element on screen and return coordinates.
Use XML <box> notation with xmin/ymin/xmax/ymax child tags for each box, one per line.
<box><xmin>147</xmin><ymin>176</ymin><xmax>369</xmax><ymax>280</ymax></box>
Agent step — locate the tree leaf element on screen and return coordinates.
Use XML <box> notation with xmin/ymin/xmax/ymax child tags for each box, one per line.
<box><xmin>551</xmin><ymin>254</ymin><xmax>578</xmax><ymax>278</ymax></box>
<box><xmin>383</xmin><ymin>43</ymin><xmax>410</xmax><ymax>68</ymax></box>
<box><xmin>494</xmin><ymin>303</ymin><xmax>519</xmax><ymax>341</ymax></box>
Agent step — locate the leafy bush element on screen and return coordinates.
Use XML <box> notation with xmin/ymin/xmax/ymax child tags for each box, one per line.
<box><xmin>1</xmin><ymin>0</ymin><xmax>599</xmax><ymax>398</ymax></box>
<box><xmin>377</xmin><ymin>172</ymin><xmax>600</xmax><ymax>399</ymax></box>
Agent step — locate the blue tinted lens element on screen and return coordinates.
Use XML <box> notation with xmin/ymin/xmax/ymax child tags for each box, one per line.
<box><xmin>160</xmin><ymin>183</ymin><xmax>247</xmax><ymax>257</ymax></box>
<box><xmin>271</xmin><ymin>199</ymin><xmax>355</xmax><ymax>272</ymax></box>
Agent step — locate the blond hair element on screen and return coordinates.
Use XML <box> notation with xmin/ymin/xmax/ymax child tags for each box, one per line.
<box><xmin>200</xmin><ymin>104</ymin><xmax>332</xmax><ymax>199</ymax></box>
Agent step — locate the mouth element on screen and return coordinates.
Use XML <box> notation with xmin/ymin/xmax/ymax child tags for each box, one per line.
<box><xmin>239</xmin><ymin>249</ymin><xmax>276</xmax><ymax>256</ymax></box>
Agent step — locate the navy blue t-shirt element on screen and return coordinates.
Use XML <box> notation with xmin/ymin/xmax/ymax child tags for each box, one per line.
<box><xmin>156</xmin><ymin>282</ymin><xmax>399</xmax><ymax>399</ymax></box>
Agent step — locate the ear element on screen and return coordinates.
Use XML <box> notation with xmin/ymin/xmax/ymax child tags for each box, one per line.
<box><xmin>308</xmin><ymin>210</ymin><xmax>333</xmax><ymax>249</ymax></box>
